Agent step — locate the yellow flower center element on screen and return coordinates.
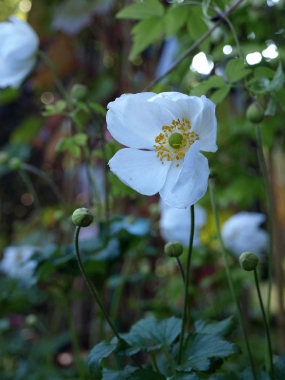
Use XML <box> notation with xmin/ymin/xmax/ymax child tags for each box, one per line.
<box><xmin>154</xmin><ymin>118</ymin><xmax>198</xmax><ymax>166</ymax></box>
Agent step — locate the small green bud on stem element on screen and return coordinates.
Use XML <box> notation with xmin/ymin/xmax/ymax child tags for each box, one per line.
<box><xmin>239</xmin><ymin>251</ymin><xmax>259</xmax><ymax>271</ymax></box>
<box><xmin>72</xmin><ymin>208</ymin><xmax>93</xmax><ymax>227</ymax></box>
<box><xmin>246</xmin><ymin>102</ymin><xmax>264</xmax><ymax>123</ymax></box>
<box><xmin>164</xmin><ymin>241</ymin><xmax>183</xmax><ymax>257</ymax></box>
<box><xmin>9</xmin><ymin>157</ymin><xmax>22</xmax><ymax>171</ymax></box>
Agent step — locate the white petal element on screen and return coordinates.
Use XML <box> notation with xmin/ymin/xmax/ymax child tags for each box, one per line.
<box><xmin>107</xmin><ymin>93</ymin><xmax>177</xmax><ymax>150</ymax></box>
<box><xmin>191</xmin><ymin>95</ymin><xmax>217</xmax><ymax>152</ymax></box>
<box><xmin>160</xmin><ymin>141</ymin><xmax>209</xmax><ymax>208</ymax></box>
<box><xmin>108</xmin><ymin>148</ymin><xmax>171</xmax><ymax>195</ymax></box>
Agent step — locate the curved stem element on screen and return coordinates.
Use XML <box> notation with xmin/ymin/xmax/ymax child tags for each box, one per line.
<box><xmin>74</xmin><ymin>226</ymin><xmax>121</xmax><ymax>340</ymax></box>
<box><xmin>175</xmin><ymin>257</ymin><xmax>185</xmax><ymax>284</ymax></box>
<box><xmin>74</xmin><ymin>227</ymin><xmax>143</xmax><ymax>369</ymax></box>
<box><xmin>23</xmin><ymin>163</ymin><xmax>68</xmax><ymax>217</ymax></box>
<box><xmin>253</xmin><ymin>269</ymin><xmax>274</xmax><ymax>380</ymax></box>
<box><xmin>177</xmin><ymin>205</ymin><xmax>195</xmax><ymax>365</ymax></box>
<box><xmin>143</xmin><ymin>0</ymin><xmax>245</xmax><ymax>91</ymax></box>
<box><xmin>209</xmin><ymin>180</ymin><xmax>257</xmax><ymax>380</ymax></box>
<box><xmin>254</xmin><ymin>124</ymin><xmax>274</xmax><ymax>323</ymax></box>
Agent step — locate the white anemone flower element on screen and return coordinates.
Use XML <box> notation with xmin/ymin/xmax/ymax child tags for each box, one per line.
<box><xmin>0</xmin><ymin>246</ymin><xmax>37</xmax><ymax>282</ymax></box>
<box><xmin>107</xmin><ymin>92</ymin><xmax>217</xmax><ymax>208</ymax></box>
<box><xmin>221</xmin><ymin>212</ymin><xmax>269</xmax><ymax>259</ymax></box>
<box><xmin>160</xmin><ymin>201</ymin><xmax>206</xmax><ymax>246</ymax></box>
<box><xmin>0</xmin><ymin>17</ymin><xmax>39</xmax><ymax>88</ymax></box>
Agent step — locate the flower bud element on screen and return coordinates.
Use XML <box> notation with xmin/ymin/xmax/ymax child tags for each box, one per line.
<box><xmin>9</xmin><ymin>157</ymin><xmax>22</xmax><ymax>171</ymax></box>
<box><xmin>164</xmin><ymin>241</ymin><xmax>183</xmax><ymax>257</ymax></box>
<box><xmin>246</xmin><ymin>102</ymin><xmax>264</xmax><ymax>124</ymax></box>
<box><xmin>239</xmin><ymin>251</ymin><xmax>258</xmax><ymax>271</ymax></box>
<box><xmin>72</xmin><ymin>208</ymin><xmax>93</xmax><ymax>227</ymax></box>
<box><xmin>0</xmin><ymin>151</ymin><xmax>9</xmax><ymax>165</ymax></box>
<box><xmin>71</xmin><ymin>84</ymin><xmax>88</xmax><ymax>101</ymax></box>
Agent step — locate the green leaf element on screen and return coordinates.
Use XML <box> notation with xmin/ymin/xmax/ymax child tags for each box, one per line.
<box><xmin>68</xmin><ymin>144</ymin><xmax>81</xmax><ymax>158</ymax></box>
<box><xmin>254</xmin><ymin>66</ymin><xmax>275</xmax><ymax>79</ymax></box>
<box><xmin>190</xmin><ymin>75</ymin><xmax>226</xmax><ymax>97</ymax></box>
<box><xmin>119</xmin><ymin>316</ymin><xmax>182</xmax><ymax>355</ymax></box>
<box><xmin>89</xmin><ymin>102</ymin><xmax>107</xmax><ymax>116</ymax></box>
<box><xmin>265</xmin><ymin>96</ymin><xmax>277</xmax><ymax>116</ymax></box>
<box><xmin>55</xmin><ymin>138</ymin><xmax>70</xmax><ymax>152</ymax></box>
<box><xmin>102</xmin><ymin>366</ymin><xmax>137</xmax><ymax>380</ymax></box>
<box><xmin>210</xmin><ymin>86</ymin><xmax>230</xmax><ymax>104</ymax></box>
<box><xmin>194</xmin><ymin>315</ymin><xmax>237</xmax><ymax>339</ymax></box>
<box><xmin>129</xmin><ymin>369</ymin><xmax>166</xmax><ymax>380</ymax></box>
<box><xmin>187</xmin><ymin>7</ymin><xmax>209</xmax><ymax>53</ymax></box>
<box><xmin>170</xmin><ymin>374</ymin><xmax>199</xmax><ymax>380</ymax></box>
<box><xmin>164</xmin><ymin>5</ymin><xmax>189</xmax><ymax>37</ymax></box>
<box><xmin>10</xmin><ymin>116</ymin><xmax>42</xmax><ymax>144</ymax></box>
<box><xmin>129</xmin><ymin>16</ymin><xmax>164</xmax><ymax>60</ymax></box>
<box><xmin>116</xmin><ymin>0</ymin><xmax>164</xmax><ymax>20</ymax></box>
<box><xmin>209</xmin><ymin>368</ymin><xmax>270</xmax><ymax>379</ymax></box>
<box><xmin>274</xmin><ymin>352</ymin><xmax>285</xmax><ymax>380</ymax></box>
<box><xmin>177</xmin><ymin>333</ymin><xmax>241</xmax><ymax>372</ymax></box>
<box><xmin>72</xmin><ymin>133</ymin><xmax>88</xmax><ymax>146</ymax></box>
<box><xmin>88</xmin><ymin>341</ymin><xmax>117</xmax><ymax>378</ymax></box>
<box><xmin>225</xmin><ymin>59</ymin><xmax>252</xmax><ymax>83</ymax></box>
<box><xmin>268</xmin><ymin>62</ymin><xmax>284</xmax><ymax>92</ymax></box>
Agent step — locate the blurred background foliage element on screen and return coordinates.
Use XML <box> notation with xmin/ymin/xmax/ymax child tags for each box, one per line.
<box><xmin>1</xmin><ymin>0</ymin><xmax>285</xmax><ymax>378</ymax></box>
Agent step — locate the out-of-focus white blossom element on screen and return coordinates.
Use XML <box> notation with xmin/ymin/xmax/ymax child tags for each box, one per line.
<box><xmin>0</xmin><ymin>246</ymin><xmax>38</xmax><ymax>283</ymax></box>
<box><xmin>160</xmin><ymin>201</ymin><xmax>206</xmax><ymax>247</ymax></box>
<box><xmin>221</xmin><ymin>212</ymin><xmax>269</xmax><ymax>259</ymax></box>
<box><xmin>0</xmin><ymin>17</ymin><xmax>39</xmax><ymax>88</ymax></box>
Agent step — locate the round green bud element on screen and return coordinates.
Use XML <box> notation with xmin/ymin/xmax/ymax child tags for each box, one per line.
<box><xmin>0</xmin><ymin>152</ymin><xmax>10</xmax><ymax>165</ymax></box>
<box><xmin>239</xmin><ymin>251</ymin><xmax>259</xmax><ymax>271</ymax></box>
<box><xmin>72</xmin><ymin>208</ymin><xmax>93</xmax><ymax>227</ymax></box>
<box><xmin>71</xmin><ymin>84</ymin><xmax>88</xmax><ymax>101</ymax></box>
<box><xmin>164</xmin><ymin>241</ymin><xmax>184</xmax><ymax>257</ymax></box>
<box><xmin>25</xmin><ymin>314</ymin><xmax>38</xmax><ymax>327</ymax></box>
<box><xmin>246</xmin><ymin>102</ymin><xmax>264</xmax><ymax>124</ymax></box>
<box><xmin>9</xmin><ymin>157</ymin><xmax>22</xmax><ymax>171</ymax></box>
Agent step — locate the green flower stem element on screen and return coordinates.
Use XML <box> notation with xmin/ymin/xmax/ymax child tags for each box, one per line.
<box><xmin>164</xmin><ymin>349</ymin><xmax>176</xmax><ymax>376</ymax></box>
<box><xmin>175</xmin><ymin>257</ymin><xmax>185</xmax><ymax>284</ymax></box>
<box><xmin>62</xmin><ymin>293</ymin><xmax>86</xmax><ymax>380</ymax></box>
<box><xmin>37</xmin><ymin>50</ymin><xmax>70</xmax><ymax>108</ymax></box>
<box><xmin>253</xmin><ymin>268</ymin><xmax>274</xmax><ymax>379</ymax></box>
<box><xmin>23</xmin><ymin>163</ymin><xmax>68</xmax><ymax>217</ymax></box>
<box><xmin>150</xmin><ymin>352</ymin><xmax>161</xmax><ymax>374</ymax></box>
<box><xmin>209</xmin><ymin>180</ymin><xmax>257</xmax><ymax>380</ymax></box>
<box><xmin>143</xmin><ymin>0</ymin><xmax>245</xmax><ymax>91</ymax></box>
<box><xmin>254</xmin><ymin>124</ymin><xmax>274</xmax><ymax>322</ymax></box>
<box><xmin>177</xmin><ymin>205</ymin><xmax>195</xmax><ymax>365</ymax></box>
<box><xmin>18</xmin><ymin>169</ymin><xmax>45</xmax><ymax>236</ymax></box>
<box><xmin>74</xmin><ymin>227</ymin><xmax>143</xmax><ymax>369</ymax></box>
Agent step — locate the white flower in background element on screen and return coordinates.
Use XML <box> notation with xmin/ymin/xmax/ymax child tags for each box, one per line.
<box><xmin>0</xmin><ymin>246</ymin><xmax>37</xmax><ymax>282</ymax></box>
<box><xmin>221</xmin><ymin>212</ymin><xmax>269</xmax><ymax>259</ymax></box>
<box><xmin>107</xmin><ymin>92</ymin><xmax>217</xmax><ymax>208</ymax></box>
<box><xmin>160</xmin><ymin>201</ymin><xmax>206</xmax><ymax>246</ymax></box>
<box><xmin>0</xmin><ymin>17</ymin><xmax>39</xmax><ymax>88</ymax></box>
<box><xmin>53</xmin><ymin>0</ymin><xmax>114</xmax><ymax>35</ymax></box>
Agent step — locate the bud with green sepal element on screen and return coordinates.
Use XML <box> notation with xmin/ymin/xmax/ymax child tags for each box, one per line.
<box><xmin>164</xmin><ymin>241</ymin><xmax>183</xmax><ymax>257</ymax></box>
<box><xmin>72</xmin><ymin>208</ymin><xmax>94</xmax><ymax>227</ymax></box>
<box><xmin>239</xmin><ymin>251</ymin><xmax>258</xmax><ymax>271</ymax></box>
<box><xmin>246</xmin><ymin>101</ymin><xmax>264</xmax><ymax>124</ymax></box>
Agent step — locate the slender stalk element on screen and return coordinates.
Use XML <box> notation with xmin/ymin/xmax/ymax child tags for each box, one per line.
<box><xmin>253</xmin><ymin>269</ymin><xmax>274</xmax><ymax>380</ymax></box>
<box><xmin>23</xmin><ymin>163</ymin><xmax>68</xmax><ymax>216</ymax></box>
<box><xmin>74</xmin><ymin>227</ymin><xmax>143</xmax><ymax>369</ymax></box>
<box><xmin>18</xmin><ymin>169</ymin><xmax>46</xmax><ymax>237</ymax></box>
<box><xmin>150</xmin><ymin>352</ymin><xmax>161</xmax><ymax>373</ymax></box>
<box><xmin>143</xmin><ymin>0</ymin><xmax>245</xmax><ymax>91</ymax></box>
<box><xmin>38</xmin><ymin>50</ymin><xmax>70</xmax><ymax>107</ymax></box>
<box><xmin>62</xmin><ymin>293</ymin><xmax>86</xmax><ymax>379</ymax></box>
<box><xmin>175</xmin><ymin>257</ymin><xmax>185</xmax><ymax>284</ymax></box>
<box><xmin>177</xmin><ymin>205</ymin><xmax>195</xmax><ymax>365</ymax></box>
<box><xmin>164</xmin><ymin>349</ymin><xmax>176</xmax><ymax>375</ymax></box>
<box><xmin>209</xmin><ymin>180</ymin><xmax>257</xmax><ymax>380</ymax></box>
<box><xmin>74</xmin><ymin>226</ymin><xmax>121</xmax><ymax>340</ymax></box>
<box><xmin>254</xmin><ymin>124</ymin><xmax>274</xmax><ymax>323</ymax></box>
